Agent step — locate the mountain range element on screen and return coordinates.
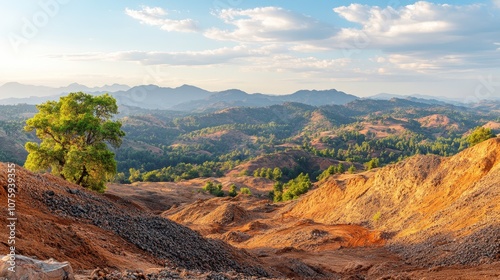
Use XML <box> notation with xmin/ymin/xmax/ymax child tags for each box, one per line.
<box><xmin>0</xmin><ymin>82</ymin><xmax>129</xmax><ymax>99</ymax></box>
<box><xmin>1</xmin><ymin>82</ymin><xmax>498</xmax><ymax>112</ymax></box>
<box><xmin>0</xmin><ymin>82</ymin><xmax>358</xmax><ymax>111</ymax></box>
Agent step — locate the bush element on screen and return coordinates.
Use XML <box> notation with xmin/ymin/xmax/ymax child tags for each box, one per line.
<box><xmin>348</xmin><ymin>165</ymin><xmax>356</xmax><ymax>174</ymax></box>
<box><xmin>239</xmin><ymin>187</ymin><xmax>252</xmax><ymax>195</ymax></box>
<box><xmin>365</xmin><ymin>158</ymin><xmax>380</xmax><ymax>170</ymax></box>
<box><xmin>272</xmin><ymin>182</ymin><xmax>283</xmax><ymax>202</ymax></box>
<box><xmin>203</xmin><ymin>181</ymin><xmax>224</xmax><ymax>197</ymax></box>
<box><xmin>281</xmin><ymin>173</ymin><xmax>311</xmax><ymax>201</ymax></box>
<box><xmin>228</xmin><ymin>184</ymin><xmax>238</xmax><ymax>197</ymax></box>
<box><xmin>238</xmin><ymin>169</ymin><xmax>250</xmax><ymax>176</ymax></box>
<box><xmin>113</xmin><ymin>172</ymin><xmax>130</xmax><ymax>184</ymax></box>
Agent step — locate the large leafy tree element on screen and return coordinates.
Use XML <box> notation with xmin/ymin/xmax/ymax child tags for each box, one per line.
<box><xmin>24</xmin><ymin>92</ymin><xmax>125</xmax><ymax>192</ymax></box>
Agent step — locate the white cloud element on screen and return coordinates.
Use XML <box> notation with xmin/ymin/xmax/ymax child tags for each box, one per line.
<box><xmin>50</xmin><ymin>46</ymin><xmax>276</xmax><ymax>66</ymax></box>
<box><xmin>205</xmin><ymin>7</ymin><xmax>336</xmax><ymax>42</ymax></box>
<box><xmin>248</xmin><ymin>55</ymin><xmax>352</xmax><ymax>74</ymax></box>
<box><xmin>55</xmin><ymin>2</ymin><xmax>500</xmax><ymax>85</ymax></box>
<box><xmin>328</xmin><ymin>1</ymin><xmax>500</xmax><ymax>71</ymax></box>
<box><xmin>331</xmin><ymin>2</ymin><xmax>500</xmax><ymax>52</ymax></box>
<box><xmin>494</xmin><ymin>0</ymin><xmax>500</xmax><ymax>8</ymax></box>
<box><xmin>125</xmin><ymin>6</ymin><xmax>199</xmax><ymax>32</ymax></box>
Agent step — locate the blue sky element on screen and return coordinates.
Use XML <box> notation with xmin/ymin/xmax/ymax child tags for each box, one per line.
<box><xmin>1</xmin><ymin>0</ymin><xmax>500</xmax><ymax>100</ymax></box>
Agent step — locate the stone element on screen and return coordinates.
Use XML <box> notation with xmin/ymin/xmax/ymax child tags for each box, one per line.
<box><xmin>0</xmin><ymin>255</ymin><xmax>75</xmax><ymax>280</ymax></box>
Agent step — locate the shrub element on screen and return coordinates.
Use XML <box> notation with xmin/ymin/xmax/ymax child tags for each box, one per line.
<box><xmin>203</xmin><ymin>181</ymin><xmax>224</xmax><ymax>197</ymax></box>
<box><xmin>228</xmin><ymin>184</ymin><xmax>238</xmax><ymax>197</ymax></box>
<box><xmin>372</xmin><ymin>211</ymin><xmax>381</xmax><ymax>223</ymax></box>
<box><xmin>365</xmin><ymin>158</ymin><xmax>380</xmax><ymax>170</ymax></box>
<box><xmin>239</xmin><ymin>187</ymin><xmax>252</xmax><ymax>195</ymax></box>
<box><xmin>348</xmin><ymin>165</ymin><xmax>356</xmax><ymax>174</ymax></box>
<box><xmin>281</xmin><ymin>173</ymin><xmax>311</xmax><ymax>201</ymax></box>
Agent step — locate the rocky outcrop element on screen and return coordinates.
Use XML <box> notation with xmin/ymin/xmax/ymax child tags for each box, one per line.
<box><xmin>0</xmin><ymin>255</ymin><xmax>74</xmax><ymax>280</ymax></box>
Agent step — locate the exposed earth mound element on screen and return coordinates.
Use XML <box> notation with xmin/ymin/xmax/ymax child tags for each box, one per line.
<box><xmin>0</xmin><ymin>163</ymin><xmax>271</xmax><ymax>277</ymax></box>
<box><xmin>287</xmin><ymin>137</ymin><xmax>500</xmax><ymax>266</ymax></box>
<box><xmin>159</xmin><ymin>138</ymin><xmax>500</xmax><ymax>278</ymax></box>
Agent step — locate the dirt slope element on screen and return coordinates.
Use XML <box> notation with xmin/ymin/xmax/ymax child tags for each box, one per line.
<box><xmin>287</xmin><ymin>137</ymin><xmax>500</xmax><ymax>266</ymax></box>
<box><xmin>0</xmin><ymin>163</ymin><xmax>270</xmax><ymax>277</ymax></box>
<box><xmin>103</xmin><ymin>138</ymin><xmax>500</xmax><ymax>278</ymax></box>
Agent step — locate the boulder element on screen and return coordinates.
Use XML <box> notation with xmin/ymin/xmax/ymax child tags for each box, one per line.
<box><xmin>0</xmin><ymin>255</ymin><xmax>74</xmax><ymax>280</ymax></box>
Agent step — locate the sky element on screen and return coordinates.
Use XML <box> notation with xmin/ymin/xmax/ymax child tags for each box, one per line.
<box><xmin>1</xmin><ymin>0</ymin><xmax>500</xmax><ymax>100</ymax></box>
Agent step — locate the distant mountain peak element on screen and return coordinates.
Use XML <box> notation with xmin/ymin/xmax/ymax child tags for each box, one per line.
<box><xmin>178</xmin><ymin>84</ymin><xmax>200</xmax><ymax>89</ymax></box>
<box><xmin>2</xmin><ymin>82</ymin><xmax>23</xmax><ymax>87</ymax></box>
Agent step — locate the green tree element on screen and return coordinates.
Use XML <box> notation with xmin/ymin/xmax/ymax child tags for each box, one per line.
<box><xmin>466</xmin><ymin>126</ymin><xmax>495</xmax><ymax>146</ymax></box>
<box><xmin>282</xmin><ymin>173</ymin><xmax>311</xmax><ymax>201</ymax></box>
<box><xmin>317</xmin><ymin>165</ymin><xmax>336</xmax><ymax>181</ymax></box>
<box><xmin>348</xmin><ymin>165</ymin><xmax>356</xmax><ymax>174</ymax></box>
<box><xmin>128</xmin><ymin>168</ymin><xmax>142</xmax><ymax>182</ymax></box>
<box><xmin>365</xmin><ymin>158</ymin><xmax>380</xmax><ymax>170</ymax></box>
<box><xmin>228</xmin><ymin>184</ymin><xmax>238</xmax><ymax>197</ymax></box>
<box><xmin>272</xmin><ymin>182</ymin><xmax>284</xmax><ymax>202</ymax></box>
<box><xmin>24</xmin><ymin>93</ymin><xmax>125</xmax><ymax>192</ymax></box>
<box><xmin>239</xmin><ymin>187</ymin><xmax>252</xmax><ymax>195</ymax></box>
<box><xmin>203</xmin><ymin>181</ymin><xmax>224</xmax><ymax>197</ymax></box>
<box><xmin>337</xmin><ymin>162</ymin><xmax>345</xmax><ymax>173</ymax></box>
<box><xmin>272</xmin><ymin>167</ymin><xmax>282</xmax><ymax>181</ymax></box>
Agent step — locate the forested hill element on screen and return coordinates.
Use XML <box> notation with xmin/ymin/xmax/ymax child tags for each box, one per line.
<box><xmin>84</xmin><ymin>98</ymin><xmax>500</xmax><ymax>182</ymax></box>
<box><xmin>1</xmin><ymin>98</ymin><xmax>499</xmax><ymax>184</ymax></box>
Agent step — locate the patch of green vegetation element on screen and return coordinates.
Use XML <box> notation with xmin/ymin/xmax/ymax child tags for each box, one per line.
<box><xmin>466</xmin><ymin>126</ymin><xmax>495</xmax><ymax>146</ymax></box>
<box><xmin>228</xmin><ymin>184</ymin><xmax>238</xmax><ymax>197</ymax></box>
<box><xmin>372</xmin><ymin>211</ymin><xmax>382</xmax><ymax>223</ymax></box>
<box><xmin>202</xmin><ymin>181</ymin><xmax>224</xmax><ymax>197</ymax></box>
<box><xmin>239</xmin><ymin>187</ymin><xmax>252</xmax><ymax>195</ymax></box>
<box><xmin>272</xmin><ymin>173</ymin><xmax>311</xmax><ymax>202</ymax></box>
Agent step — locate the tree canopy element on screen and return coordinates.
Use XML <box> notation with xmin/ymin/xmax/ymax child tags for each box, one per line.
<box><xmin>466</xmin><ymin>126</ymin><xmax>496</xmax><ymax>146</ymax></box>
<box><xmin>24</xmin><ymin>92</ymin><xmax>125</xmax><ymax>192</ymax></box>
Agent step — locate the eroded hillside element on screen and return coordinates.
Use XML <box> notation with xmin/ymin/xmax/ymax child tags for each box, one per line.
<box><xmin>0</xmin><ymin>163</ymin><xmax>272</xmax><ymax>278</ymax></box>
<box><xmin>154</xmin><ymin>138</ymin><xmax>500</xmax><ymax>278</ymax></box>
<box><xmin>286</xmin><ymin>137</ymin><xmax>500</xmax><ymax>266</ymax></box>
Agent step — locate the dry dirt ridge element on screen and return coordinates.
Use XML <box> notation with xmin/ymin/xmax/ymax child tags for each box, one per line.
<box><xmin>287</xmin><ymin>137</ymin><xmax>500</xmax><ymax>268</ymax></box>
<box><xmin>0</xmin><ymin>163</ymin><xmax>273</xmax><ymax>278</ymax></box>
<box><xmin>154</xmin><ymin>138</ymin><xmax>500</xmax><ymax>279</ymax></box>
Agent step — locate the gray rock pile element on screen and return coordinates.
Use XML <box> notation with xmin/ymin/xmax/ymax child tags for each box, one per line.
<box><xmin>90</xmin><ymin>266</ymin><xmax>285</xmax><ymax>280</ymax></box>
